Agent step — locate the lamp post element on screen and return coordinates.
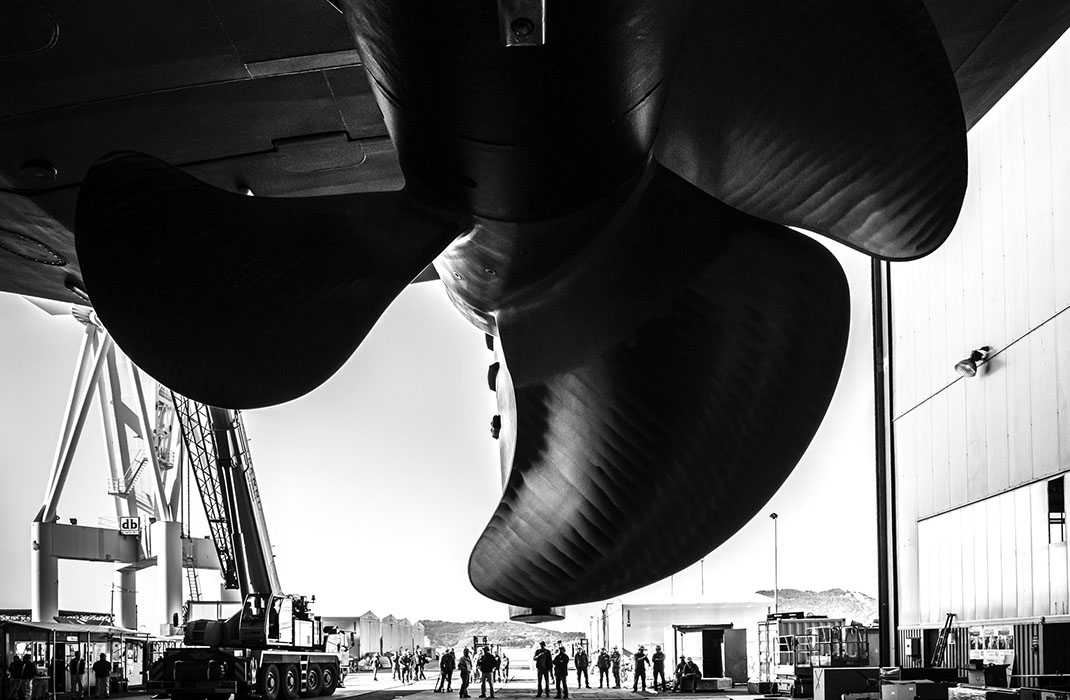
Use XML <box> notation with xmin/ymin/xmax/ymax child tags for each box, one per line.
<box><xmin>769</xmin><ymin>513</ymin><xmax>779</xmax><ymax>614</ymax></box>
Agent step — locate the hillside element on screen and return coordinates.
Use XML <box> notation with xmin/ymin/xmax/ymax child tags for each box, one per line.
<box><xmin>753</xmin><ymin>588</ymin><xmax>878</xmax><ymax>624</ymax></box>
<box><xmin>420</xmin><ymin>619</ymin><xmax>586</xmax><ymax>647</ymax></box>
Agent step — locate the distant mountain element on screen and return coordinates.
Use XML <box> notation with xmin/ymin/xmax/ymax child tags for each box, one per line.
<box><xmin>420</xmin><ymin>620</ymin><xmax>586</xmax><ymax>648</ymax></box>
<box><xmin>753</xmin><ymin>588</ymin><xmax>878</xmax><ymax>625</ymax></box>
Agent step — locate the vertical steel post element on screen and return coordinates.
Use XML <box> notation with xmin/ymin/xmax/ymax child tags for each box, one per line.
<box><xmin>871</xmin><ymin>258</ymin><xmax>898</xmax><ymax>666</ymax></box>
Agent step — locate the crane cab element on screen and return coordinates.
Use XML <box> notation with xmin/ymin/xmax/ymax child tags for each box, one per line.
<box><xmin>237</xmin><ymin>593</ymin><xmax>322</xmax><ymax>649</ymax></box>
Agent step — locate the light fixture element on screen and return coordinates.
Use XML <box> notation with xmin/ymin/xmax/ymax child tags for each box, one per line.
<box><xmin>954</xmin><ymin>346</ymin><xmax>991</xmax><ymax>377</ymax></box>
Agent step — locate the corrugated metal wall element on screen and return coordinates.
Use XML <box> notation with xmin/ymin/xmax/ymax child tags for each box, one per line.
<box><xmin>916</xmin><ymin>479</ymin><xmax>1070</xmax><ymax>623</ymax></box>
<box><xmin>898</xmin><ymin>623</ymin><xmax>1041</xmax><ymax>683</ymax></box>
<box><xmin>890</xmin><ymin>27</ymin><xmax>1070</xmax><ymax>629</ymax></box>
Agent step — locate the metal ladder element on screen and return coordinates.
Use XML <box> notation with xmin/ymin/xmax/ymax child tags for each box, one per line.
<box><xmin>930</xmin><ymin>612</ymin><xmax>956</xmax><ymax>667</ymax></box>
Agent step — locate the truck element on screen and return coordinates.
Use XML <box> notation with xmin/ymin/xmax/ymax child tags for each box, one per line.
<box><xmin>146</xmin><ymin>401</ymin><xmax>347</xmax><ymax>700</ymax></box>
<box><xmin>149</xmin><ymin>593</ymin><xmax>348</xmax><ymax>700</ymax></box>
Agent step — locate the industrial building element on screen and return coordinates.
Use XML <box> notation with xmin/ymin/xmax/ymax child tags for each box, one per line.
<box><xmin>320</xmin><ymin>612</ymin><xmax>428</xmax><ymax>658</ymax></box>
<box><xmin>880</xmin><ymin>24</ymin><xmax>1070</xmax><ymax>683</ymax></box>
<box><xmin>589</xmin><ymin>597</ymin><xmax>773</xmax><ymax>684</ymax></box>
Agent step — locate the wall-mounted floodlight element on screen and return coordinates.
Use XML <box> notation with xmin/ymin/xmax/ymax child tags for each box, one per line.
<box><xmin>954</xmin><ymin>346</ymin><xmax>991</xmax><ymax>377</ymax></box>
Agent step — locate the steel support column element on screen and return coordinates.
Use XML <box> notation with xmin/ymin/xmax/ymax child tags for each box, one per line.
<box><xmin>116</xmin><ymin>568</ymin><xmax>137</xmax><ymax>629</ymax></box>
<box><xmin>154</xmin><ymin>520</ymin><xmax>184</xmax><ymax>629</ymax></box>
<box><xmin>30</xmin><ymin>521</ymin><xmax>59</xmax><ymax>622</ymax></box>
<box><xmin>872</xmin><ymin>258</ymin><xmax>898</xmax><ymax>666</ymax></box>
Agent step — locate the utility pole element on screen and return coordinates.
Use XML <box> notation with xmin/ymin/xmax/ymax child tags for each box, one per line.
<box><xmin>770</xmin><ymin>513</ymin><xmax>779</xmax><ymax>613</ymax></box>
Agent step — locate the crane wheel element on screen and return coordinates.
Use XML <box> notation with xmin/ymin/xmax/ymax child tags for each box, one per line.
<box><xmin>301</xmin><ymin>665</ymin><xmax>322</xmax><ymax>698</ymax></box>
<box><xmin>260</xmin><ymin>665</ymin><xmax>282</xmax><ymax>700</ymax></box>
<box><xmin>280</xmin><ymin>664</ymin><xmax>300</xmax><ymax>700</ymax></box>
<box><xmin>319</xmin><ymin>665</ymin><xmax>338</xmax><ymax>696</ymax></box>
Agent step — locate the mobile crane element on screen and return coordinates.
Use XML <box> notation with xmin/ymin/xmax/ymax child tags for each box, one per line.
<box><xmin>149</xmin><ymin>399</ymin><xmax>347</xmax><ymax>700</ymax></box>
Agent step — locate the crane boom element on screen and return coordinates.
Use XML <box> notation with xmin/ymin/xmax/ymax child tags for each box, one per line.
<box><xmin>173</xmin><ymin>394</ymin><xmax>281</xmax><ymax>596</ymax></box>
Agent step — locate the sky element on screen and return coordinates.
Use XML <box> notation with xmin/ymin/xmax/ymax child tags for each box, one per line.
<box><xmin>0</xmin><ymin>238</ymin><xmax>877</xmax><ymax>633</ymax></box>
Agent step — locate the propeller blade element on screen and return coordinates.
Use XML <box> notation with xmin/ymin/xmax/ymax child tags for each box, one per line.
<box><xmin>468</xmin><ymin>164</ymin><xmax>851</xmax><ymax>606</ymax></box>
<box><xmin>76</xmin><ymin>153</ymin><xmax>466</xmax><ymax>408</ymax></box>
<box><xmin>655</xmin><ymin>0</ymin><xmax>967</xmax><ymax>261</ymax></box>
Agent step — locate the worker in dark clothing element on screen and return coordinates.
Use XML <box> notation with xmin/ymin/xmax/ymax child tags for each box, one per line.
<box><xmin>533</xmin><ymin>642</ymin><xmax>552</xmax><ymax>698</ymax></box>
<box><xmin>92</xmin><ymin>654</ymin><xmax>111</xmax><ymax>698</ymax></box>
<box><xmin>435</xmin><ymin>648</ymin><xmax>456</xmax><ymax>693</ymax></box>
<box><xmin>478</xmin><ymin>646</ymin><xmax>496</xmax><ymax>699</ymax></box>
<box><xmin>574</xmin><ymin>647</ymin><xmax>590</xmax><ymax>689</ymax></box>
<box><xmin>7</xmin><ymin>654</ymin><xmax>24</xmax><ymax>700</ymax></box>
<box><xmin>680</xmin><ymin>658</ymin><xmax>700</xmax><ymax>693</ymax></box>
<box><xmin>633</xmin><ymin>646</ymin><xmax>650</xmax><ymax>693</ymax></box>
<box><xmin>674</xmin><ymin>658</ymin><xmax>687</xmax><ymax>692</ymax></box>
<box><xmin>651</xmin><ymin>646</ymin><xmax>666</xmax><ymax>692</ymax></box>
<box><xmin>68</xmin><ymin>652</ymin><xmax>86</xmax><ymax>695</ymax></box>
<box><xmin>458</xmin><ymin>648</ymin><xmax>472</xmax><ymax>699</ymax></box>
<box><xmin>610</xmin><ymin>647</ymin><xmax>622</xmax><ymax>689</ymax></box>
<box><xmin>596</xmin><ymin>649</ymin><xmax>610</xmax><ymax>688</ymax></box>
<box><xmin>17</xmin><ymin>656</ymin><xmax>34</xmax><ymax>700</ymax></box>
<box><xmin>552</xmin><ymin>645</ymin><xmax>570</xmax><ymax>699</ymax></box>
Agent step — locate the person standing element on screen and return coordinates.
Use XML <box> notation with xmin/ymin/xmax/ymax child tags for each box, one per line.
<box><xmin>501</xmin><ymin>655</ymin><xmax>510</xmax><ymax>683</ymax></box>
<box><xmin>19</xmin><ymin>656</ymin><xmax>35</xmax><ymax>700</ymax></box>
<box><xmin>632</xmin><ymin>646</ymin><xmax>649</xmax><ymax>693</ymax></box>
<box><xmin>651</xmin><ymin>646</ymin><xmax>666</xmax><ymax>692</ymax></box>
<box><xmin>477</xmin><ymin>646</ymin><xmax>496</xmax><ymax>699</ymax></box>
<box><xmin>372</xmin><ymin>653</ymin><xmax>381</xmax><ymax>682</ymax></box>
<box><xmin>574</xmin><ymin>647</ymin><xmax>589</xmax><ymax>689</ymax></box>
<box><xmin>7</xmin><ymin>654</ymin><xmax>24</xmax><ymax>700</ymax></box>
<box><xmin>533</xmin><ymin>642</ymin><xmax>552</xmax><ymax>698</ymax></box>
<box><xmin>392</xmin><ymin>650</ymin><xmax>401</xmax><ymax>681</ymax></box>
<box><xmin>457</xmin><ymin>649</ymin><xmax>472</xmax><ymax>699</ymax></box>
<box><xmin>552</xmin><ymin>645</ymin><xmax>569</xmax><ymax>700</ymax></box>
<box><xmin>91</xmin><ymin>654</ymin><xmax>110</xmax><ymax>699</ymax></box>
<box><xmin>68</xmin><ymin>652</ymin><xmax>86</xmax><ymax>695</ymax></box>
<box><xmin>596</xmin><ymin>649</ymin><xmax>610</xmax><ymax>688</ymax></box>
<box><xmin>436</xmin><ymin>648</ymin><xmax>455</xmax><ymax>693</ymax></box>
<box><xmin>610</xmin><ymin>647</ymin><xmax>622</xmax><ymax>689</ymax></box>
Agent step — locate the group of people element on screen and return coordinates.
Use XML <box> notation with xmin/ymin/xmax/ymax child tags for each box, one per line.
<box><xmin>367</xmin><ymin>641</ymin><xmax>701</xmax><ymax>696</ymax></box>
<box><xmin>432</xmin><ymin>646</ymin><xmax>509</xmax><ymax>699</ymax></box>
<box><xmin>533</xmin><ymin>642</ymin><xmax>702</xmax><ymax>695</ymax></box>
<box><xmin>369</xmin><ymin>648</ymin><xmax>429</xmax><ymax>683</ymax></box>
<box><xmin>5</xmin><ymin>652</ymin><xmax>112</xmax><ymax>700</ymax></box>
<box><xmin>4</xmin><ymin>654</ymin><xmax>37</xmax><ymax>700</ymax></box>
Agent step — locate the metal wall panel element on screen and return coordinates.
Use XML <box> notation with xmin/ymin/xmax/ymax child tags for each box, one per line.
<box><xmin>1051</xmin><ymin>542</ymin><xmax>1069</xmax><ymax>615</ymax></box>
<box><xmin>1020</xmin><ymin>65</ymin><xmax>1057</xmax><ymax>328</ymax></box>
<box><xmin>949</xmin><ymin>507</ymin><xmax>965</xmax><ymax>620</ymax></box>
<box><xmin>918</xmin><ymin>517</ymin><xmax>933</xmax><ymax>623</ymax></box>
<box><xmin>1051</xmin><ymin>39</ymin><xmax>1070</xmax><ymax>314</ymax></box>
<box><xmin>1030</xmin><ymin>482</ymin><xmax>1051</xmax><ymax>614</ymax></box>
<box><xmin>897</xmin><ymin>412</ymin><xmax>922</xmax><ymax>625</ymax></box>
<box><xmin>1007</xmin><ymin>338</ymin><xmax>1035</xmax><ymax>486</ymax></box>
<box><xmin>1059</xmin><ymin>315</ymin><xmax>1070</xmax><ymax>472</ymax></box>
<box><xmin>958</xmin><ymin>507</ymin><xmax>975</xmax><ymax>621</ymax></box>
<box><xmin>1030</xmin><ymin>323</ymin><xmax>1060</xmax><ymax>480</ymax></box>
<box><xmin>1000</xmin><ymin>494</ymin><xmax>1018</xmax><ymax>616</ymax></box>
<box><xmin>948</xmin><ymin>381</ymin><xmax>968</xmax><ymax>504</ymax></box>
<box><xmin>973</xmin><ymin>502</ymin><xmax>990</xmax><ymax>620</ymax></box>
<box><xmin>1015</xmin><ymin>487</ymin><xmax>1035</xmax><ymax>619</ymax></box>
<box><xmin>998</xmin><ymin>89</ymin><xmax>1029</xmax><ymax>344</ymax></box>
<box><xmin>918</xmin><ymin>401</ymin><xmax>935</xmax><ymax>519</ymax></box>
<box><xmin>933</xmin><ymin>391</ymin><xmax>952</xmax><ymax>513</ymax></box>
<box><xmin>986</xmin><ymin>497</ymin><xmax>1004</xmax><ymax>618</ymax></box>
